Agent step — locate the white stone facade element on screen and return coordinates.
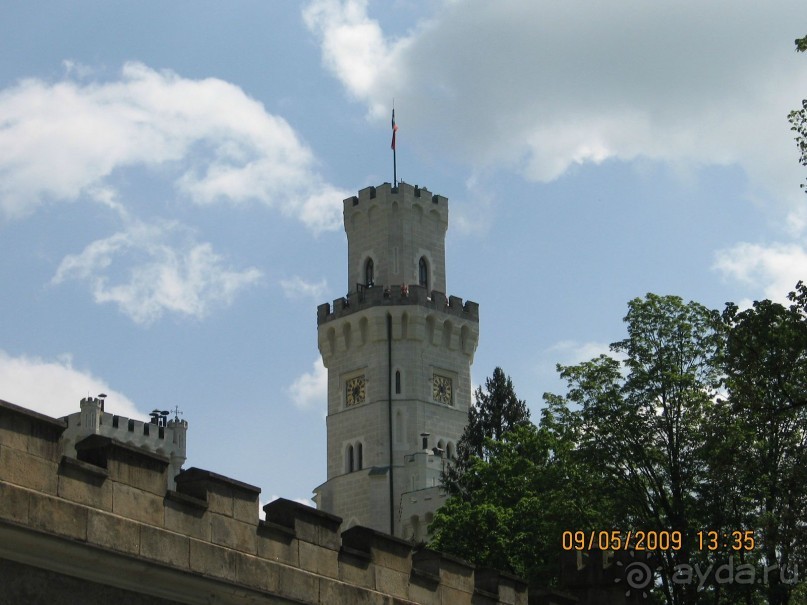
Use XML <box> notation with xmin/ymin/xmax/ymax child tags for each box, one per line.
<box><xmin>313</xmin><ymin>182</ymin><xmax>479</xmax><ymax>541</ymax></box>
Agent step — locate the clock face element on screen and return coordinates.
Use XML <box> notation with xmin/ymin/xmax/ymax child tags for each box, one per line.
<box><xmin>433</xmin><ymin>374</ymin><xmax>453</xmax><ymax>405</ymax></box>
<box><xmin>346</xmin><ymin>375</ymin><xmax>366</xmax><ymax>407</ymax></box>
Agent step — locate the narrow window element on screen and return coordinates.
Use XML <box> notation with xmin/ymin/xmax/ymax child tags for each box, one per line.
<box><xmin>395</xmin><ymin>370</ymin><xmax>401</xmax><ymax>394</ymax></box>
<box><xmin>357</xmin><ymin>442</ymin><xmax>363</xmax><ymax>470</ymax></box>
<box><xmin>395</xmin><ymin>410</ymin><xmax>404</xmax><ymax>443</ymax></box>
<box><xmin>347</xmin><ymin>444</ymin><xmax>354</xmax><ymax>473</ymax></box>
<box><xmin>365</xmin><ymin>258</ymin><xmax>374</xmax><ymax>287</ymax></box>
<box><xmin>418</xmin><ymin>257</ymin><xmax>428</xmax><ymax>288</ymax></box>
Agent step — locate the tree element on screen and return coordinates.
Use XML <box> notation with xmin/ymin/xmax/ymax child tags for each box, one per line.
<box><xmin>432</xmin><ymin>368</ymin><xmax>626</xmax><ymax>588</ymax></box>
<box><xmin>788</xmin><ymin>36</ymin><xmax>807</xmax><ymax>192</ymax></box>
<box><xmin>430</xmin><ymin>423</ymin><xmax>603</xmax><ymax>587</ymax></box>
<box><xmin>431</xmin><ymin>291</ymin><xmax>807</xmax><ymax>602</ymax></box>
<box><xmin>719</xmin><ymin>283</ymin><xmax>807</xmax><ymax>605</ymax></box>
<box><xmin>548</xmin><ymin>294</ymin><xmax>724</xmax><ymax>605</ymax></box>
<box><xmin>442</xmin><ymin>367</ymin><xmax>530</xmax><ymax>495</ymax></box>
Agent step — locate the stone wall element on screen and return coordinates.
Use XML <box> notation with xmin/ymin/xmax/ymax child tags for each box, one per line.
<box><xmin>0</xmin><ymin>398</ymin><xmax>529</xmax><ymax>604</ymax></box>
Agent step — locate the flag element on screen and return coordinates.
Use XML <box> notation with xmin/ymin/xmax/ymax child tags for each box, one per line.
<box><xmin>391</xmin><ymin>109</ymin><xmax>398</xmax><ymax>151</ymax></box>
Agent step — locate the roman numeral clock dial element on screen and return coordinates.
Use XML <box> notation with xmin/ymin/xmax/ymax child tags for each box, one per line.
<box><xmin>345</xmin><ymin>375</ymin><xmax>366</xmax><ymax>407</ymax></box>
<box><xmin>432</xmin><ymin>374</ymin><xmax>452</xmax><ymax>405</ymax></box>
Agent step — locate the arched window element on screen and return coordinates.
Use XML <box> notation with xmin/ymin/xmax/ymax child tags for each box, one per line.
<box><xmin>418</xmin><ymin>257</ymin><xmax>428</xmax><ymax>288</ymax></box>
<box><xmin>395</xmin><ymin>370</ymin><xmax>401</xmax><ymax>394</ymax></box>
<box><xmin>365</xmin><ymin>258</ymin><xmax>374</xmax><ymax>287</ymax></box>
<box><xmin>346</xmin><ymin>444</ymin><xmax>354</xmax><ymax>473</ymax></box>
<box><xmin>357</xmin><ymin>442</ymin><xmax>363</xmax><ymax>470</ymax></box>
<box><xmin>446</xmin><ymin>442</ymin><xmax>455</xmax><ymax>460</ymax></box>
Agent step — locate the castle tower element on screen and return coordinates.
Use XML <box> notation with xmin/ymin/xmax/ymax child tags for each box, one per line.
<box><xmin>313</xmin><ymin>182</ymin><xmax>479</xmax><ymax>541</ymax></box>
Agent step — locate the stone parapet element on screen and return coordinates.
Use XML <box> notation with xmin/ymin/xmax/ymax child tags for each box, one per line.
<box><xmin>0</xmin><ymin>397</ymin><xmax>528</xmax><ymax>605</ymax></box>
<box><xmin>318</xmin><ymin>283</ymin><xmax>479</xmax><ymax>325</ymax></box>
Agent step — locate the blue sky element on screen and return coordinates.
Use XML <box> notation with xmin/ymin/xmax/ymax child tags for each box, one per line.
<box><xmin>1</xmin><ymin>0</ymin><xmax>806</xmax><ymax>506</ymax></box>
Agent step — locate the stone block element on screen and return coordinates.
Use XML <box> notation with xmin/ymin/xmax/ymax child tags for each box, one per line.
<box><xmin>407</xmin><ymin>579</ymin><xmax>441</xmax><ymax>605</ymax></box>
<box><xmin>235</xmin><ymin>553</ymin><xmax>280</xmax><ymax>594</ymax></box>
<box><xmin>375</xmin><ymin>565</ymin><xmax>411</xmax><ymax>600</ymax></box>
<box><xmin>439</xmin><ymin>585</ymin><xmax>472</xmax><ymax>604</ymax></box>
<box><xmin>0</xmin><ymin>400</ymin><xmax>64</xmax><ymax>461</ymax></box>
<box><xmin>189</xmin><ymin>539</ymin><xmax>237</xmax><ymax>580</ymax></box>
<box><xmin>498</xmin><ymin>574</ymin><xmax>529</xmax><ymax>605</ymax></box>
<box><xmin>319</xmin><ymin>577</ymin><xmax>387</xmax><ymax>605</ymax></box>
<box><xmin>342</xmin><ymin>525</ymin><xmax>413</xmax><ymax>577</ymax></box>
<box><xmin>372</xmin><ymin>540</ymin><xmax>412</xmax><ymax>574</ymax></box>
<box><xmin>108</xmin><ymin>455</ymin><xmax>167</xmax><ymax>496</ymax></box>
<box><xmin>233</xmin><ymin>493</ymin><xmax>259</xmax><ymax>524</ymax></box>
<box><xmin>87</xmin><ymin>509</ymin><xmax>140</xmax><ymax>555</ymax></box>
<box><xmin>299</xmin><ymin>539</ymin><xmax>339</xmax><ymax>578</ymax></box>
<box><xmin>0</xmin><ymin>445</ymin><xmax>58</xmax><ymax>494</ymax></box>
<box><xmin>112</xmin><ymin>482</ymin><xmax>163</xmax><ymax>526</ymax></box>
<box><xmin>175</xmin><ymin>468</ymin><xmax>261</xmax><ymax>520</ymax></box>
<box><xmin>0</xmin><ymin>414</ymin><xmax>28</xmax><ymax>452</ymax></box>
<box><xmin>274</xmin><ymin>565</ymin><xmax>319</xmax><ymax>603</ymax></box>
<box><xmin>263</xmin><ymin>497</ymin><xmax>341</xmax><ymax>550</ymax></box>
<box><xmin>164</xmin><ymin>498</ymin><xmax>210</xmax><ymax>541</ymax></box>
<box><xmin>28</xmin><ymin>492</ymin><xmax>87</xmax><ymax>540</ymax></box>
<box><xmin>439</xmin><ymin>556</ymin><xmax>475</xmax><ymax>592</ymax></box>
<box><xmin>57</xmin><ymin>458</ymin><xmax>112</xmax><ymax>510</ymax></box>
<box><xmin>0</xmin><ymin>481</ymin><xmax>29</xmax><ymax>524</ymax></box>
<box><xmin>210</xmin><ymin>513</ymin><xmax>257</xmax><ymax>554</ymax></box>
<box><xmin>140</xmin><ymin>525</ymin><xmax>189</xmax><ymax>569</ymax></box>
<box><xmin>338</xmin><ymin>551</ymin><xmax>375</xmax><ymax>590</ymax></box>
<box><xmin>256</xmin><ymin>522</ymin><xmax>298</xmax><ymax>566</ymax></box>
<box><xmin>204</xmin><ymin>484</ymin><xmax>234</xmax><ymax>516</ymax></box>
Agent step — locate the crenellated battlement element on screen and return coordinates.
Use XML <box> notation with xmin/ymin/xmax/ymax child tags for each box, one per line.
<box><xmin>0</xmin><ymin>396</ymin><xmax>528</xmax><ymax>605</ymax></box>
<box><xmin>316</xmin><ymin>284</ymin><xmax>480</xmax><ymax>364</ymax></box>
<box><xmin>60</xmin><ymin>396</ymin><xmax>187</xmax><ymax>490</ymax></box>
<box><xmin>343</xmin><ymin>181</ymin><xmax>448</xmax><ymax>214</ymax></box>
<box><xmin>317</xmin><ymin>284</ymin><xmax>479</xmax><ymax>325</ymax></box>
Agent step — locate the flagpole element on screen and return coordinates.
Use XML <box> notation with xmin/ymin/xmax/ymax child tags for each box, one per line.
<box><xmin>391</xmin><ymin>107</ymin><xmax>398</xmax><ymax>187</ymax></box>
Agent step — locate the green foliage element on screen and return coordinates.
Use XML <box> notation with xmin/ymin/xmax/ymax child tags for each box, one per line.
<box><xmin>719</xmin><ymin>282</ymin><xmax>807</xmax><ymax>605</ymax></box>
<box><xmin>788</xmin><ymin>100</ymin><xmax>807</xmax><ymax>191</ymax></box>
<box><xmin>432</xmin><ymin>368</ymin><xmax>617</xmax><ymax>587</ymax></box>
<box><xmin>790</xmin><ymin>36</ymin><xmax>807</xmax><ymax>192</ymax></box>
<box><xmin>430</xmin><ymin>424</ymin><xmax>605</xmax><ymax>586</ymax></box>
<box><xmin>551</xmin><ymin>295</ymin><xmax>724</xmax><ymax>605</ymax></box>
<box><xmin>442</xmin><ymin>367</ymin><xmax>530</xmax><ymax>495</ymax></box>
<box><xmin>431</xmin><ymin>289</ymin><xmax>807</xmax><ymax>603</ymax></box>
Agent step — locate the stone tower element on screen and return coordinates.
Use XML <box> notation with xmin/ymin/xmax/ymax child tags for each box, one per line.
<box><xmin>313</xmin><ymin>182</ymin><xmax>479</xmax><ymax>541</ymax></box>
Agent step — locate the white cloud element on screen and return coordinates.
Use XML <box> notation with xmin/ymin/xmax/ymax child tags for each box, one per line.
<box><xmin>52</xmin><ymin>219</ymin><xmax>262</xmax><ymax>325</ymax></box>
<box><xmin>302</xmin><ymin>0</ymin><xmax>391</xmax><ymax>114</ymax></box>
<box><xmin>713</xmin><ymin>241</ymin><xmax>807</xmax><ymax>304</ymax></box>
<box><xmin>280</xmin><ymin>276</ymin><xmax>328</xmax><ymax>300</ymax></box>
<box><xmin>304</xmin><ymin>0</ymin><xmax>807</xmax><ymax>211</ymax></box>
<box><xmin>286</xmin><ymin>359</ymin><xmax>327</xmax><ymax>411</ymax></box>
<box><xmin>0</xmin><ymin>350</ymin><xmax>143</xmax><ymax>420</ymax></box>
<box><xmin>547</xmin><ymin>340</ymin><xmax>616</xmax><ymax>366</ymax></box>
<box><xmin>0</xmin><ymin>62</ymin><xmax>347</xmax><ymax>233</ymax></box>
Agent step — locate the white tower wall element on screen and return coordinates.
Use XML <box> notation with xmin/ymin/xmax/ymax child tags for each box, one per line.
<box><xmin>313</xmin><ymin>183</ymin><xmax>479</xmax><ymax>541</ymax></box>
